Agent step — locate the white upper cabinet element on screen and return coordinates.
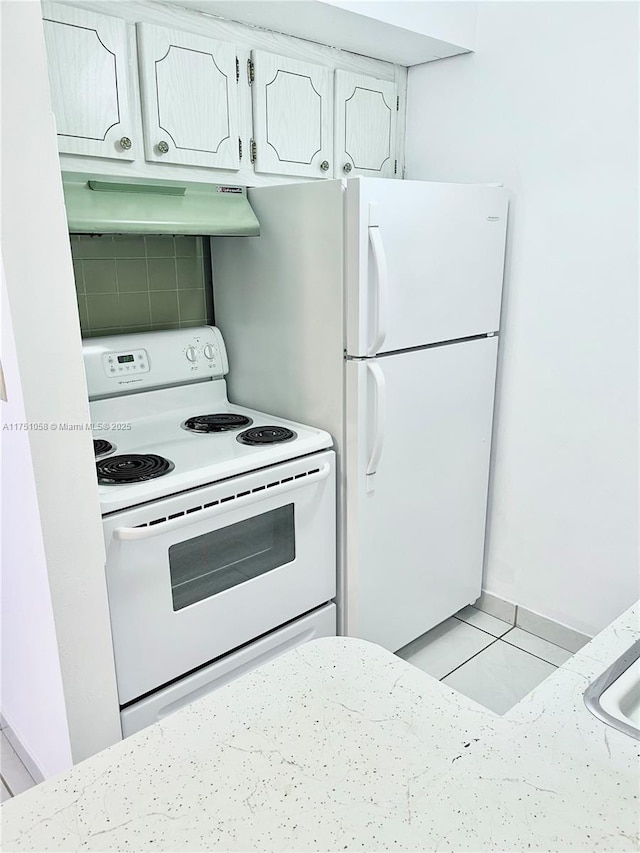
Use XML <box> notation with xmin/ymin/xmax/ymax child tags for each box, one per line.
<box><xmin>334</xmin><ymin>71</ymin><xmax>398</xmax><ymax>179</ymax></box>
<box><xmin>250</xmin><ymin>50</ymin><xmax>332</xmax><ymax>179</ymax></box>
<box><xmin>136</xmin><ymin>24</ymin><xmax>240</xmax><ymax>170</ymax></box>
<box><xmin>41</xmin><ymin>4</ymin><xmax>406</xmax><ymax>184</ymax></box>
<box><xmin>41</xmin><ymin>3</ymin><xmax>137</xmax><ymax>161</ymax></box>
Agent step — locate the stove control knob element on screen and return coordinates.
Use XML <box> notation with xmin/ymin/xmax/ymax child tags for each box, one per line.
<box><xmin>185</xmin><ymin>346</ymin><xmax>197</xmax><ymax>363</ymax></box>
<box><xmin>203</xmin><ymin>344</ymin><xmax>215</xmax><ymax>361</ymax></box>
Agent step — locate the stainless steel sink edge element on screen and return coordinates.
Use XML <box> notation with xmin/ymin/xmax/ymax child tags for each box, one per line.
<box><xmin>583</xmin><ymin>638</ymin><xmax>640</xmax><ymax>741</ymax></box>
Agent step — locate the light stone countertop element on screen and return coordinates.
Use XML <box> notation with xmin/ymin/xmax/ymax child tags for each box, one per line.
<box><xmin>2</xmin><ymin>603</ymin><xmax>639</xmax><ymax>852</ymax></box>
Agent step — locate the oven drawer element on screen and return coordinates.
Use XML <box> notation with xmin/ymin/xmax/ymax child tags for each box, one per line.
<box><xmin>120</xmin><ymin>603</ymin><xmax>336</xmax><ymax>737</ymax></box>
<box><xmin>103</xmin><ymin>450</ymin><xmax>336</xmax><ymax>704</ymax></box>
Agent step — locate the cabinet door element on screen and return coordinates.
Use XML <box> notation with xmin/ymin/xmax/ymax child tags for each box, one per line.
<box><xmin>136</xmin><ymin>24</ymin><xmax>240</xmax><ymax>170</ymax></box>
<box><xmin>251</xmin><ymin>50</ymin><xmax>332</xmax><ymax>179</ymax></box>
<box><xmin>41</xmin><ymin>2</ymin><xmax>137</xmax><ymax>161</ymax></box>
<box><xmin>334</xmin><ymin>70</ymin><xmax>398</xmax><ymax>179</ymax></box>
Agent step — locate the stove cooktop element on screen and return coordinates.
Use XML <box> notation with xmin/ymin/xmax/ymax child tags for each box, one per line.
<box><xmin>90</xmin><ymin>383</ymin><xmax>332</xmax><ymax>515</ymax></box>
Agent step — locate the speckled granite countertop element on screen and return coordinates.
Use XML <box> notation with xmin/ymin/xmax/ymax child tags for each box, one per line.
<box><xmin>2</xmin><ymin>604</ymin><xmax>639</xmax><ymax>852</ymax></box>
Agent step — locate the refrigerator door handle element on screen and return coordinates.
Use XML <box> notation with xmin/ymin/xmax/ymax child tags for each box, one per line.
<box><xmin>365</xmin><ymin>361</ymin><xmax>386</xmax><ymax>493</ymax></box>
<box><xmin>368</xmin><ymin>223</ymin><xmax>389</xmax><ymax>356</ymax></box>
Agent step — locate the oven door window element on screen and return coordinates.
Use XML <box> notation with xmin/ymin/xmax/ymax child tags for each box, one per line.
<box><xmin>168</xmin><ymin>504</ymin><xmax>295</xmax><ymax>611</ymax></box>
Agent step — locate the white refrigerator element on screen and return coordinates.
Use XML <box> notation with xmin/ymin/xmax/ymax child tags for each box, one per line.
<box><xmin>212</xmin><ymin>177</ymin><xmax>508</xmax><ymax>653</ymax></box>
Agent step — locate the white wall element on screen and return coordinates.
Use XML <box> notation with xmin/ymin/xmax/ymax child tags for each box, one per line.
<box><xmin>0</xmin><ymin>265</ymin><xmax>73</xmax><ymax>779</ymax></box>
<box><xmin>321</xmin><ymin>1</ymin><xmax>478</xmax><ymax>50</ymax></box>
<box><xmin>405</xmin><ymin>2</ymin><xmax>639</xmax><ymax>635</ymax></box>
<box><xmin>1</xmin><ymin>1</ymin><xmax>122</xmax><ymax>764</ymax></box>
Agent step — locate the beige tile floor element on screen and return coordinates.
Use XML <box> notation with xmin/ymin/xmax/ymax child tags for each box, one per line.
<box><xmin>397</xmin><ymin>604</ymin><xmax>573</xmax><ymax>714</ymax></box>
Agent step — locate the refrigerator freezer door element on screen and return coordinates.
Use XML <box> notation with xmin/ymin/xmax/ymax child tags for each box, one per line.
<box><xmin>345</xmin><ymin>178</ymin><xmax>508</xmax><ymax>357</ymax></box>
<box><xmin>344</xmin><ymin>336</ymin><xmax>499</xmax><ymax>651</ymax></box>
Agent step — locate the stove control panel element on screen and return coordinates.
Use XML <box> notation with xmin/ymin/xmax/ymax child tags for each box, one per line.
<box><xmin>83</xmin><ymin>326</ymin><xmax>230</xmax><ymax>399</ymax></box>
<box><xmin>181</xmin><ymin>339</ymin><xmax>224</xmax><ymax>370</ymax></box>
<box><xmin>102</xmin><ymin>349</ymin><xmax>150</xmax><ymax>377</ymax></box>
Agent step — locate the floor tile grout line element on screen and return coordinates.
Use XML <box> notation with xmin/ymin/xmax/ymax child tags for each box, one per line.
<box><xmin>453</xmin><ymin>614</ymin><xmax>511</xmax><ymax>640</ymax></box>
<box><xmin>438</xmin><ymin>635</ymin><xmax>502</xmax><ymax>681</ymax></box>
<box><xmin>438</xmin><ymin>635</ymin><xmax>560</xmax><ymax>684</ymax></box>
<box><xmin>500</xmin><ymin>636</ymin><xmax>566</xmax><ymax>668</ymax></box>
<box><xmin>472</xmin><ymin>602</ymin><xmax>518</xmax><ymax>628</ymax></box>
<box><xmin>475</xmin><ymin>604</ymin><xmax>582</xmax><ymax>654</ymax></box>
<box><xmin>501</xmin><ymin>623</ymin><xmax>572</xmax><ymax>665</ymax></box>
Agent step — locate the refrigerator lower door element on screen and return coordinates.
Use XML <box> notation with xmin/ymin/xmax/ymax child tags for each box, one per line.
<box><xmin>344</xmin><ymin>336</ymin><xmax>499</xmax><ymax>652</ymax></box>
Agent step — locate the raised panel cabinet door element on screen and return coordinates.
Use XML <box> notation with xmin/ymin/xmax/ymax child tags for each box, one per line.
<box><xmin>136</xmin><ymin>24</ymin><xmax>240</xmax><ymax>170</ymax></box>
<box><xmin>41</xmin><ymin>2</ymin><xmax>137</xmax><ymax>161</ymax></box>
<box><xmin>251</xmin><ymin>50</ymin><xmax>332</xmax><ymax>179</ymax></box>
<box><xmin>335</xmin><ymin>71</ymin><xmax>398</xmax><ymax>179</ymax></box>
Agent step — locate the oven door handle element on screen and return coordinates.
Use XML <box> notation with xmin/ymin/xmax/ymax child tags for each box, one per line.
<box><xmin>112</xmin><ymin>462</ymin><xmax>332</xmax><ymax>541</ymax></box>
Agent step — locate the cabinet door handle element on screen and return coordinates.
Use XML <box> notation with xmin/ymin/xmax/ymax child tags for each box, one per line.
<box><xmin>320</xmin><ymin>160</ymin><xmax>330</xmax><ymax>172</ymax></box>
<box><xmin>343</xmin><ymin>162</ymin><xmax>352</xmax><ymax>173</ymax></box>
<box><xmin>157</xmin><ymin>141</ymin><xmax>169</xmax><ymax>154</ymax></box>
<box><xmin>119</xmin><ymin>137</ymin><xmax>132</xmax><ymax>150</ymax></box>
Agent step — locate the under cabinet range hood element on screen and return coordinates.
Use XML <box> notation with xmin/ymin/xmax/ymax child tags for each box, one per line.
<box><xmin>62</xmin><ymin>174</ymin><xmax>260</xmax><ymax>236</ymax></box>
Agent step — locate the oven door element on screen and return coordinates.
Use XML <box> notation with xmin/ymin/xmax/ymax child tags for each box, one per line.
<box><xmin>103</xmin><ymin>450</ymin><xmax>335</xmax><ymax>705</ymax></box>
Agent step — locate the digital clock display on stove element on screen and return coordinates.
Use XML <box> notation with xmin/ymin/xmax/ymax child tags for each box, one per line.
<box><xmin>117</xmin><ymin>354</ymin><xmax>135</xmax><ymax>364</ymax></box>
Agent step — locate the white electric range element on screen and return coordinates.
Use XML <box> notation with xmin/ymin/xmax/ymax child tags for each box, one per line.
<box><xmin>84</xmin><ymin>327</ymin><xmax>336</xmax><ymax>737</ymax></box>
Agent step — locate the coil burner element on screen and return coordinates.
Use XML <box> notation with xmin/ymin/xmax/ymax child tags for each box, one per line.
<box><xmin>182</xmin><ymin>413</ymin><xmax>253</xmax><ymax>433</ymax></box>
<box><xmin>97</xmin><ymin>454</ymin><xmax>174</xmax><ymax>485</ymax></box>
<box><xmin>94</xmin><ymin>439</ymin><xmax>116</xmax><ymax>459</ymax></box>
<box><xmin>236</xmin><ymin>426</ymin><xmax>297</xmax><ymax>446</ymax></box>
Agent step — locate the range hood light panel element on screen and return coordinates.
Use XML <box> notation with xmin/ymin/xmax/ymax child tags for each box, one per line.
<box><xmin>88</xmin><ymin>181</ymin><xmax>187</xmax><ymax>196</ymax></box>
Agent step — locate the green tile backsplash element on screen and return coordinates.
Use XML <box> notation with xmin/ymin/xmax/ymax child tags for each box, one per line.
<box><xmin>70</xmin><ymin>235</ymin><xmax>210</xmax><ymax>338</ymax></box>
